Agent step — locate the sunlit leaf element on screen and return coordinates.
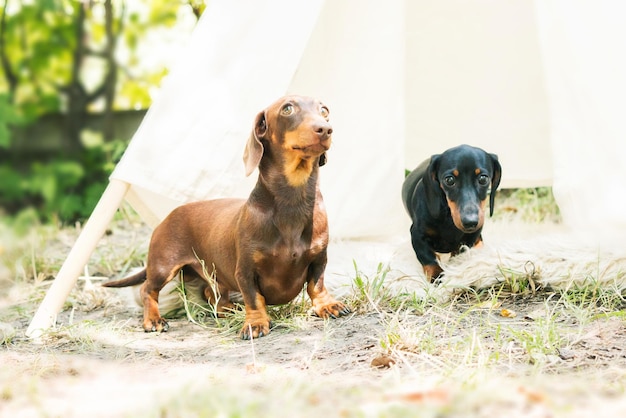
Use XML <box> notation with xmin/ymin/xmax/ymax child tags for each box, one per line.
<box><xmin>500</xmin><ymin>308</ymin><xmax>517</xmax><ymax>318</ymax></box>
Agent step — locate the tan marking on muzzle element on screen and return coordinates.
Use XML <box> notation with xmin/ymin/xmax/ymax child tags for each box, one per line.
<box><xmin>281</xmin><ymin>127</ymin><xmax>328</xmax><ymax>187</ymax></box>
<box><xmin>446</xmin><ymin>198</ymin><xmax>465</xmax><ymax>231</ymax></box>
<box><xmin>447</xmin><ymin>198</ymin><xmax>487</xmax><ymax>232</ymax></box>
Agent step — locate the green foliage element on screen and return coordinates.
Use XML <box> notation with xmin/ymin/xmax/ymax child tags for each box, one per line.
<box><xmin>0</xmin><ymin>0</ymin><xmax>205</xmax><ymax>222</ymax></box>
<box><xmin>0</xmin><ymin>94</ymin><xmax>23</xmax><ymax>148</ymax></box>
<box><xmin>0</xmin><ymin>1</ymin><xmax>74</xmax><ymax>116</ymax></box>
<box><xmin>0</xmin><ymin>136</ymin><xmax>127</xmax><ymax>223</ymax></box>
<box><xmin>495</xmin><ymin>187</ymin><xmax>561</xmax><ymax>223</ymax></box>
<box><xmin>0</xmin><ymin>0</ymin><xmax>199</xmax><ymax>117</ymax></box>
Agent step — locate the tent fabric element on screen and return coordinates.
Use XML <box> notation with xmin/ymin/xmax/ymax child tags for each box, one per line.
<box><xmin>112</xmin><ymin>0</ymin><xmax>408</xmax><ymax>238</ymax></box>
<box><xmin>112</xmin><ymin>0</ymin><xmax>625</xmax><ymax>237</ymax></box>
<box><xmin>405</xmin><ymin>0</ymin><xmax>552</xmax><ymax>188</ymax></box>
<box><xmin>534</xmin><ymin>0</ymin><xmax>626</xmax><ymax>231</ymax></box>
<box><xmin>112</xmin><ymin>0</ymin><xmax>326</xmax><ymax>227</ymax></box>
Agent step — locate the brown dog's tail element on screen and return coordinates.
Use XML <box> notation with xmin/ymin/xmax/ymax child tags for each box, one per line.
<box><xmin>102</xmin><ymin>269</ymin><xmax>147</xmax><ymax>288</ymax></box>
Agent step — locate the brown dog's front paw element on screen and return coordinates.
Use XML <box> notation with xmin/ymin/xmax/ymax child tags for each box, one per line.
<box><xmin>240</xmin><ymin>309</ymin><xmax>272</xmax><ymax>340</ymax></box>
<box><xmin>143</xmin><ymin>317</ymin><xmax>169</xmax><ymax>333</ymax></box>
<box><xmin>312</xmin><ymin>299</ymin><xmax>351</xmax><ymax>319</ymax></box>
<box><xmin>240</xmin><ymin>322</ymin><xmax>271</xmax><ymax>340</ymax></box>
<box><xmin>308</xmin><ymin>283</ymin><xmax>351</xmax><ymax>319</ymax></box>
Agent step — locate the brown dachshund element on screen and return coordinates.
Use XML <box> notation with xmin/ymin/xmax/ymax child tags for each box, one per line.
<box><xmin>402</xmin><ymin>144</ymin><xmax>502</xmax><ymax>281</ymax></box>
<box><xmin>103</xmin><ymin>95</ymin><xmax>350</xmax><ymax>339</ymax></box>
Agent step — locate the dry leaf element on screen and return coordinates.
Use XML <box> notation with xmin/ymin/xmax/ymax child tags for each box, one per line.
<box><xmin>500</xmin><ymin>308</ymin><xmax>517</xmax><ymax>318</ymax></box>
<box><xmin>371</xmin><ymin>355</ymin><xmax>395</xmax><ymax>369</ymax></box>
<box><xmin>518</xmin><ymin>386</ymin><xmax>546</xmax><ymax>403</ymax></box>
<box><xmin>246</xmin><ymin>363</ymin><xmax>265</xmax><ymax>374</ymax></box>
<box><xmin>386</xmin><ymin>388</ymin><xmax>449</xmax><ymax>404</ymax></box>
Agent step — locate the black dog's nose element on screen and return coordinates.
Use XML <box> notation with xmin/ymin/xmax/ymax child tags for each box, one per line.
<box><xmin>461</xmin><ymin>213</ymin><xmax>480</xmax><ymax>231</ymax></box>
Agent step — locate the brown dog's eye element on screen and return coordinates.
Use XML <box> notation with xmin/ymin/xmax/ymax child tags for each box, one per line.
<box><xmin>281</xmin><ymin>104</ymin><xmax>294</xmax><ymax>116</ymax></box>
<box><xmin>320</xmin><ymin>106</ymin><xmax>329</xmax><ymax>118</ymax></box>
<box><xmin>444</xmin><ymin>176</ymin><xmax>456</xmax><ymax>187</ymax></box>
<box><xmin>478</xmin><ymin>174</ymin><xmax>490</xmax><ymax>186</ymax></box>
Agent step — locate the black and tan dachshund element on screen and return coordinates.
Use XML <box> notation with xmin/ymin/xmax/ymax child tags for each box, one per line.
<box><xmin>402</xmin><ymin>144</ymin><xmax>502</xmax><ymax>281</ymax></box>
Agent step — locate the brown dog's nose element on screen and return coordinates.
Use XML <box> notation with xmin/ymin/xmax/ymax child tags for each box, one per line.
<box><xmin>314</xmin><ymin>123</ymin><xmax>333</xmax><ymax>139</ymax></box>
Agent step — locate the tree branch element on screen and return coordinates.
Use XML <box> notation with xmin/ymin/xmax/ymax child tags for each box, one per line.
<box><xmin>0</xmin><ymin>0</ymin><xmax>18</xmax><ymax>97</ymax></box>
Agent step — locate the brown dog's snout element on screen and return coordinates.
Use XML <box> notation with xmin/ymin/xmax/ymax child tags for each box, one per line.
<box><xmin>314</xmin><ymin>122</ymin><xmax>333</xmax><ymax>139</ymax></box>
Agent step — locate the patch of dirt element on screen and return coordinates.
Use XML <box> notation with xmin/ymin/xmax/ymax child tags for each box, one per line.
<box><xmin>3</xmin><ymin>284</ymin><xmax>626</xmax><ymax>417</ymax></box>
<box><xmin>3</xmin><ymin>217</ymin><xmax>626</xmax><ymax>416</ymax></box>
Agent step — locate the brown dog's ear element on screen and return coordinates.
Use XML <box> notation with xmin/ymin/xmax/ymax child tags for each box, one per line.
<box><xmin>488</xmin><ymin>153</ymin><xmax>502</xmax><ymax>216</ymax></box>
<box><xmin>423</xmin><ymin>154</ymin><xmax>442</xmax><ymax>218</ymax></box>
<box><xmin>243</xmin><ymin>110</ymin><xmax>267</xmax><ymax>176</ymax></box>
<box><xmin>318</xmin><ymin>152</ymin><xmax>327</xmax><ymax>167</ymax></box>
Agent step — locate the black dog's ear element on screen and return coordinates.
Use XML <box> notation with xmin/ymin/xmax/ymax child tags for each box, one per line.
<box><xmin>423</xmin><ymin>154</ymin><xmax>442</xmax><ymax>218</ymax></box>
<box><xmin>488</xmin><ymin>153</ymin><xmax>502</xmax><ymax>216</ymax></box>
<box><xmin>318</xmin><ymin>152</ymin><xmax>327</xmax><ymax>167</ymax></box>
<box><xmin>243</xmin><ymin>110</ymin><xmax>267</xmax><ymax>176</ymax></box>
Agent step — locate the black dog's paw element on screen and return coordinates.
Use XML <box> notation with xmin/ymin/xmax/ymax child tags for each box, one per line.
<box><xmin>424</xmin><ymin>264</ymin><xmax>444</xmax><ymax>284</ymax></box>
<box><xmin>432</xmin><ymin>274</ymin><xmax>445</xmax><ymax>286</ymax></box>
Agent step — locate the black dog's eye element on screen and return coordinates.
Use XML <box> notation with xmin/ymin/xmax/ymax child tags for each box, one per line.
<box><xmin>320</xmin><ymin>106</ymin><xmax>329</xmax><ymax>118</ymax></box>
<box><xmin>281</xmin><ymin>104</ymin><xmax>295</xmax><ymax>116</ymax></box>
<box><xmin>477</xmin><ymin>174</ymin><xmax>490</xmax><ymax>186</ymax></box>
<box><xmin>444</xmin><ymin>176</ymin><xmax>456</xmax><ymax>187</ymax></box>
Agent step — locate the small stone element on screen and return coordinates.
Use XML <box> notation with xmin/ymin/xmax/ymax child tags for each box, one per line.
<box><xmin>558</xmin><ymin>348</ymin><xmax>576</xmax><ymax>360</ymax></box>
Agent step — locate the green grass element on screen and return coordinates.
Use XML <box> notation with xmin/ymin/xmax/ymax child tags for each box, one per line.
<box><xmin>494</xmin><ymin>187</ymin><xmax>561</xmax><ymax>223</ymax></box>
<box><xmin>339</xmin><ymin>254</ymin><xmax>625</xmax><ymax>375</ymax></box>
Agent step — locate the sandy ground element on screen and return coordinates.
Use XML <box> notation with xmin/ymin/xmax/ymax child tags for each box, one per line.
<box><xmin>2</xmin><ymin>218</ymin><xmax>626</xmax><ymax>417</ymax></box>
<box><xmin>3</xmin><ymin>295</ymin><xmax>626</xmax><ymax>417</ymax></box>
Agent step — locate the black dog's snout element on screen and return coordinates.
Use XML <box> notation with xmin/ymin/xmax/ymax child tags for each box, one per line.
<box><xmin>461</xmin><ymin>212</ymin><xmax>480</xmax><ymax>230</ymax></box>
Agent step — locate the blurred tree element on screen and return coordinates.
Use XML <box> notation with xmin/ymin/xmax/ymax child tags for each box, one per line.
<box><xmin>0</xmin><ymin>0</ymin><xmax>204</xmax><ymax>149</ymax></box>
<box><xmin>0</xmin><ymin>0</ymin><xmax>205</xmax><ymax>222</ymax></box>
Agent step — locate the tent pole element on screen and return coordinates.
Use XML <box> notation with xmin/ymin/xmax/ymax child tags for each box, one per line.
<box><xmin>26</xmin><ymin>179</ymin><xmax>130</xmax><ymax>339</ymax></box>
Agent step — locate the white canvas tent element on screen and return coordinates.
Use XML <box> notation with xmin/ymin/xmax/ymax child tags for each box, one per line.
<box><xmin>27</xmin><ymin>0</ymin><xmax>626</xmax><ymax>337</ymax></box>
